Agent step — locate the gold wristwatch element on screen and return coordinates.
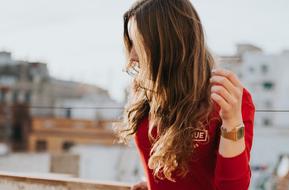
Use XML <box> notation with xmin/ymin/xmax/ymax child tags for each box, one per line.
<box><xmin>220</xmin><ymin>123</ymin><xmax>245</xmax><ymax>141</ymax></box>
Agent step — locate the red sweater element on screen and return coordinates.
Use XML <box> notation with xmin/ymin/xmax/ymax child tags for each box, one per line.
<box><xmin>134</xmin><ymin>88</ymin><xmax>255</xmax><ymax>190</ymax></box>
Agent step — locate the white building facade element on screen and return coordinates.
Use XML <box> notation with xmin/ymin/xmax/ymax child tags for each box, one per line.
<box><xmin>218</xmin><ymin>44</ymin><xmax>289</xmax><ymax>128</ymax></box>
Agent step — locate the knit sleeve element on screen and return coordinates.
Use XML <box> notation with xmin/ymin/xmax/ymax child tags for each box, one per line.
<box><xmin>214</xmin><ymin>88</ymin><xmax>255</xmax><ymax>190</ymax></box>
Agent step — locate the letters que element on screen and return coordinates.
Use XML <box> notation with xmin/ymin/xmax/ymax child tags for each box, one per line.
<box><xmin>192</xmin><ymin>128</ymin><xmax>208</xmax><ymax>142</ymax></box>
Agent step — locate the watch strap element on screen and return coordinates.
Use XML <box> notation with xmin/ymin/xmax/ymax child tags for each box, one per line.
<box><xmin>221</xmin><ymin>124</ymin><xmax>245</xmax><ymax>141</ymax></box>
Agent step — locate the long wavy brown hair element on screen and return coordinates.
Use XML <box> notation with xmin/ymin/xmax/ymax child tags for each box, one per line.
<box><xmin>117</xmin><ymin>0</ymin><xmax>216</xmax><ymax>182</ymax></box>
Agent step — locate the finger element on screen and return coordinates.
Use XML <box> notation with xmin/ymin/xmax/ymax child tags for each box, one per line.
<box><xmin>139</xmin><ymin>181</ymin><xmax>147</xmax><ymax>190</ymax></box>
<box><xmin>210</xmin><ymin>76</ymin><xmax>239</xmax><ymax>97</ymax></box>
<box><xmin>131</xmin><ymin>185</ymin><xmax>138</xmax><ymax>190</ymax></box>
<box><xmin>212</xmin><ymin>68</ymin><xmax>243</xmax><ymax>88</ymax></box>
<box><xmin>211</xmin><ymin>92</ymin><xmax>230</xmax><ymax>111</ymax></box>
<box><xmin>131</xmin><ymin>183</ymin><xmax>145</xmax><ymax>190</ymax></box>
<box><xmin>211</xmin><ymin>85</ymin><xmax>237</xmax><ymax>105</ymax></box>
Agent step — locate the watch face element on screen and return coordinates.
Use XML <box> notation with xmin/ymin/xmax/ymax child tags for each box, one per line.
<box><xmin>237</xmin><ymin>127</ymin><xmax>245</xmax><ymax>140</ymax></box>
<box><xmin>221</xmin><ymin>126</ymin><xmax>245</xmax><ymax>141</ymax></box>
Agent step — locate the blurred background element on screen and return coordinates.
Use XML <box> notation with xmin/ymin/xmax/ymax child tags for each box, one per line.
<box><xmin>0</xmin><ymin>0</ymin><xmax>288</xmax><ymax>189</ymax></box>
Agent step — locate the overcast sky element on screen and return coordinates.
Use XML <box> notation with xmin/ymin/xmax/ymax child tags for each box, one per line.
<box><xmin>0</xmin><ymin>0</ymin><xmax>288</xmax><ymax>102</ymax></box>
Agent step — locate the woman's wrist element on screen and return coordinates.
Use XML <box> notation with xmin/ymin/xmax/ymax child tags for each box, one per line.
<box><xmin>222</xmin><ymin>117</ymin><xmax>243</xmax><ymax>131</ymax></box>
<box><xmin>218</xmin><ymin>119</ymin><xmax>245</xmax><ymax>157</ymax></box>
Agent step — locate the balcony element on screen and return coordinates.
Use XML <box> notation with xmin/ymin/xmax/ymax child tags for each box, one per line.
<box><xmin>0</xmin><ymin>172</ymin><xmax>131</xmax><ymax>190</ymax></box>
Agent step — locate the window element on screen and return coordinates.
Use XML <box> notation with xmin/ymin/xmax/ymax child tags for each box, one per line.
<box><xmin>62</xmin><ymin>141</ymin><xmax>74</xmax><ymax>151</ymax></box>
<box><xmin>263</xmin><ymin>81</ymin><xmax>274</xmax><ymax>90</ymax></box>
<box><xmin>261</xmin><ymin>64</ymin><xmax>269</xmax><ymax>74</ymax></box>
<box><xmin>13</xmin><ymin>90</ymin><xmax>18</xmax><ymax>103</ymax></box>
<box><xmin>0</xmin><ymin>91</ymin><xmax>7</xmax><ymax>103</ymax></box>
<box><xmin>25</xmin><ymin>91</ymin><xmax>31</xmax><ymax>103</ymax></box>
<box><xmin>36</xmin><ymin>140</ymin><xmax>47</xmax><ymax>152</ymax></box>
<box><xmin>263</xmin><ymin>118</ymin><xmax>272</xmax><ymax>126</ymax></box>
<box><xmin>65</xmin><ymin>108</ymin><xmax>72</xmax><ymax>118</ymax></box>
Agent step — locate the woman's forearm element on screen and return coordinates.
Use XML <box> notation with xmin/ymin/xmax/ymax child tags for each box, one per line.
<box><xmin>218</xmin><ymin>120</ymin><xmax>246</xmax><ymax>158</ymax></box>
<box><xmin>218</xmin><ymin>136</ymin><xmax>245</xmax><ymax>158</ymax></box>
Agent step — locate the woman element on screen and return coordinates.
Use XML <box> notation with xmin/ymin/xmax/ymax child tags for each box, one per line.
<box><xmin>118</xmin><ymin>0</ymin><xmax>255</xmax><ymax>190</ymax></box>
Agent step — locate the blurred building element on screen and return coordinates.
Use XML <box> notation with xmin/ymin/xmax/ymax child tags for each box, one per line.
<box><xmin>0</xmin><ymin>51</ymin><xmax>123</xmax><ymax>151</ymax></box>
<box><xmin>218</xmin><ymin>44</ymin><xmax>289</xmax><ymax>128</ymax></box>
<box><xmin>0</xmin><ymin>51</ymin><xmax>122</xmax><ymax>119</ymax></box>
<box><xmin>28</xmin><ymin>117</ymin><xmax>118</xmax><ymax>153</ymax></box>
